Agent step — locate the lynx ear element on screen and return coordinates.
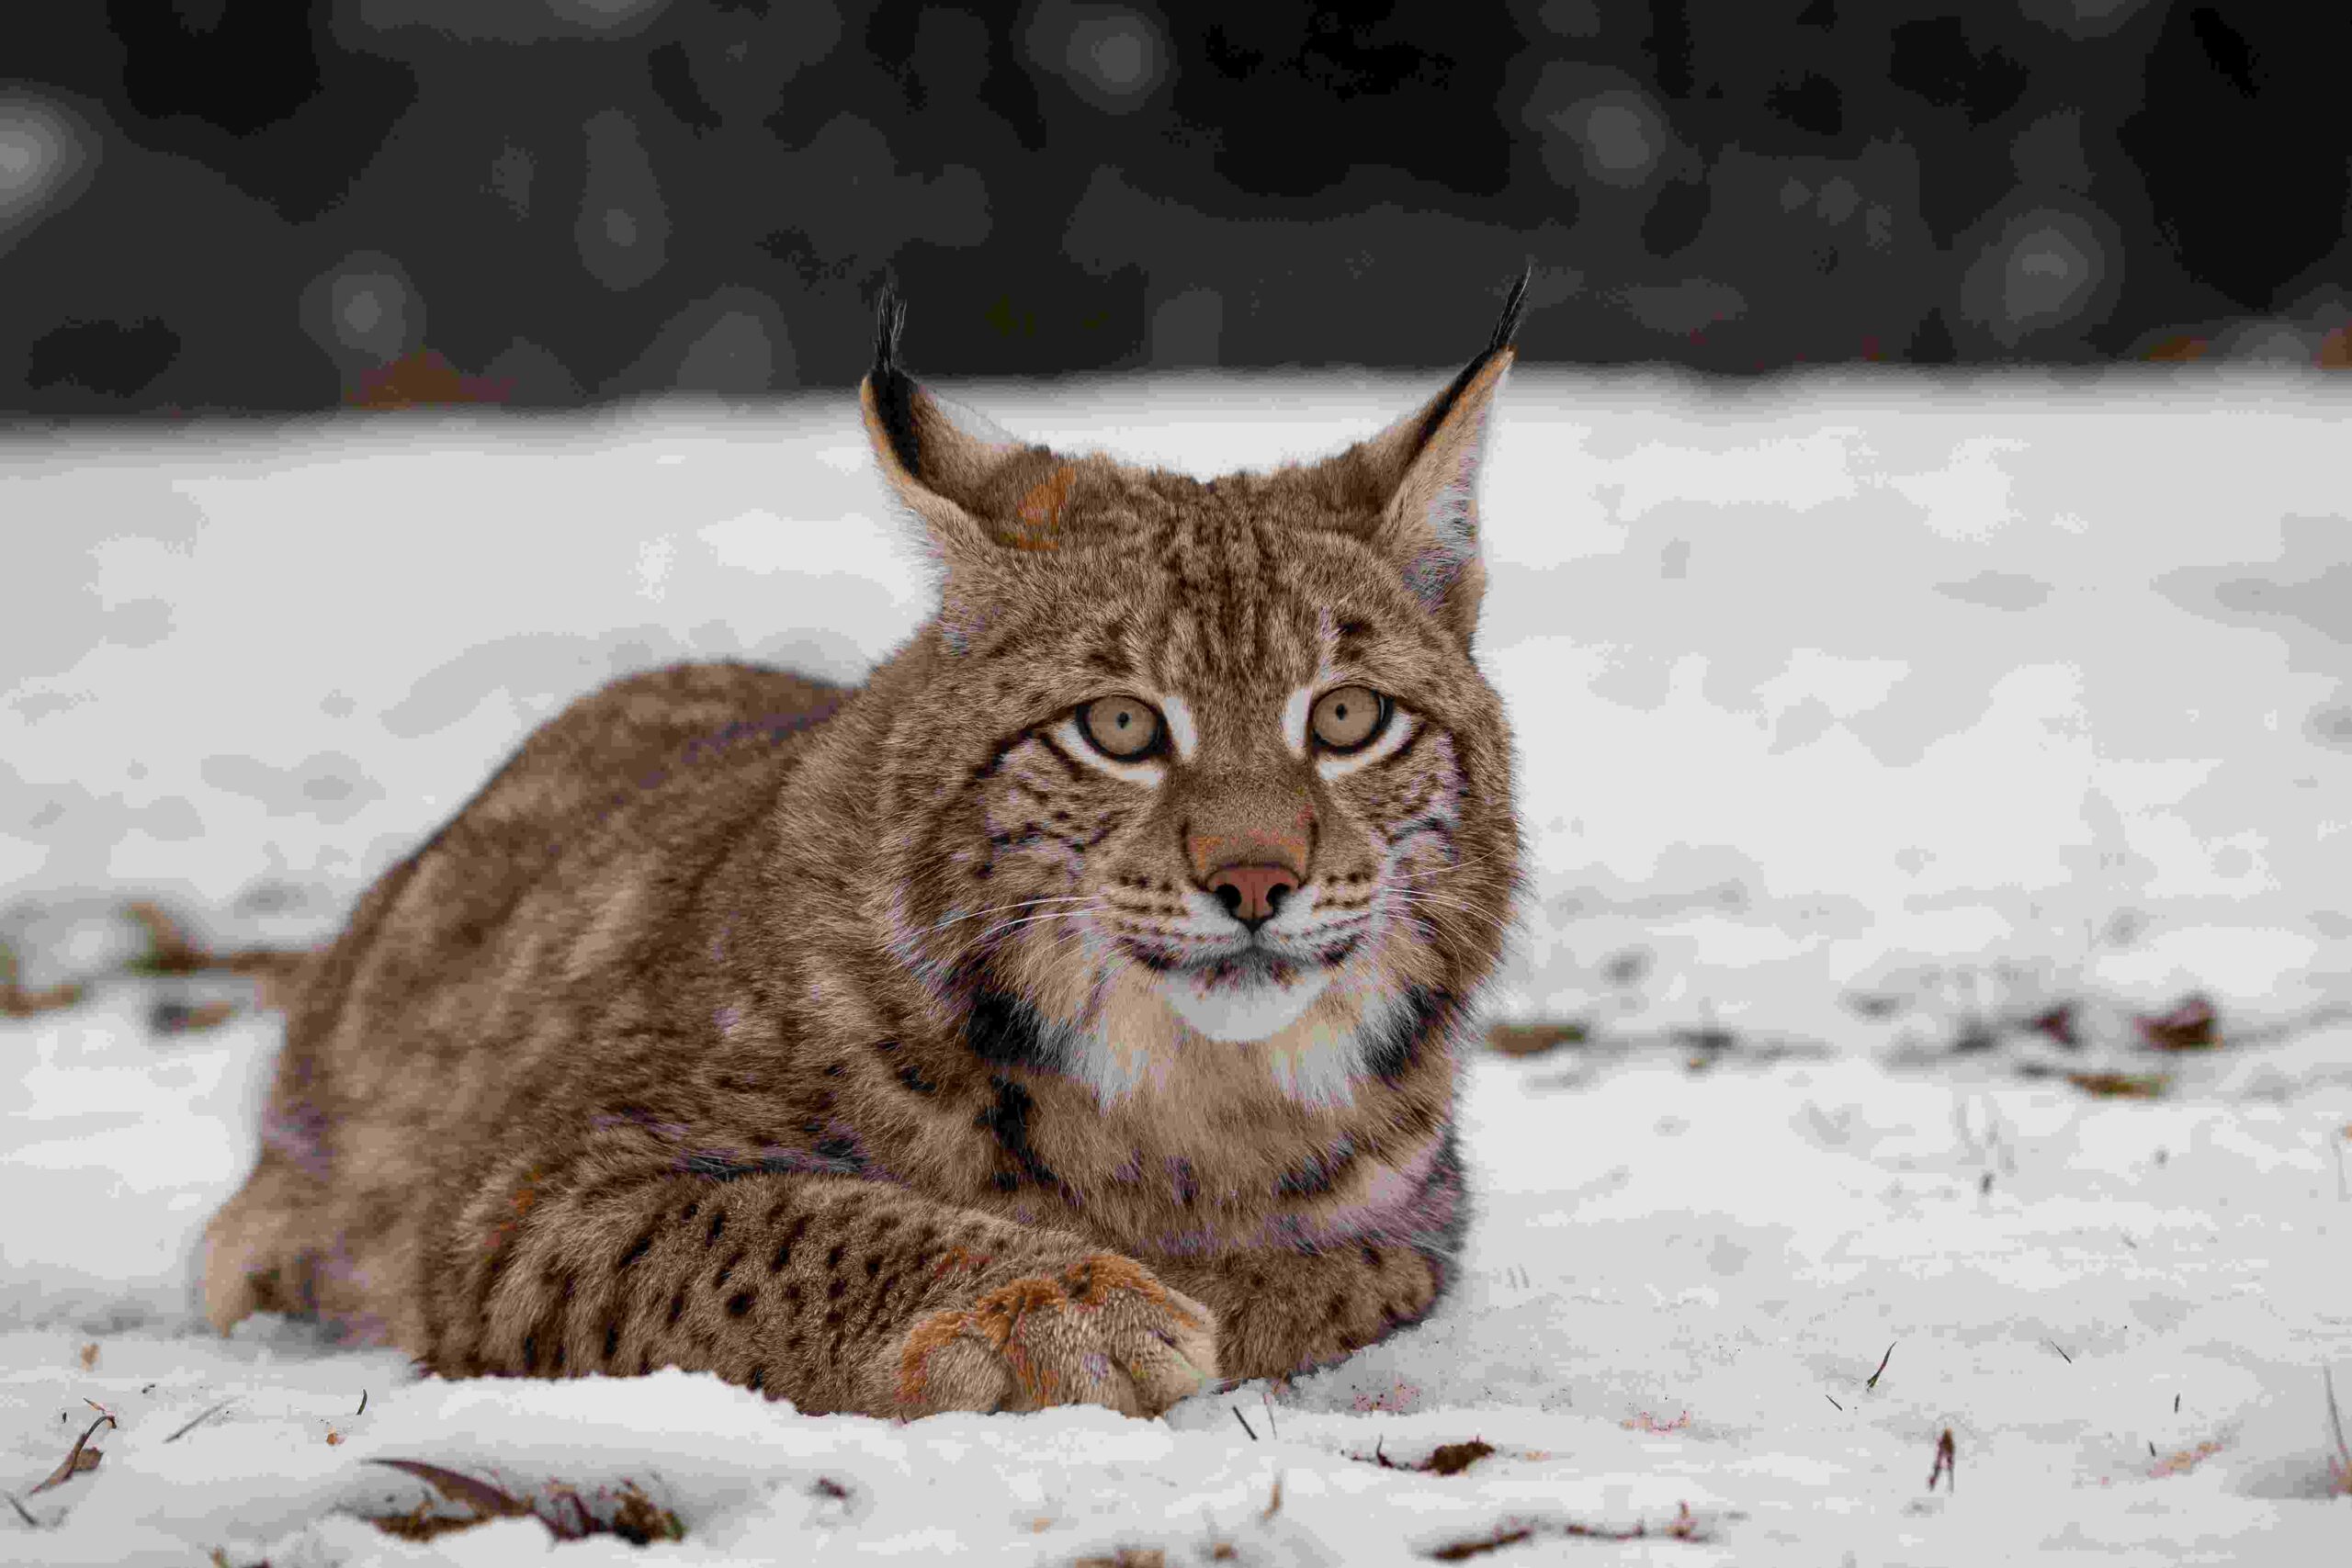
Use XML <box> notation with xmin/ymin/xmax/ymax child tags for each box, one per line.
<box><xmin>860</xmin><ymin>288</ymin><xmax>1023</xmax><ymax>564</ymax></box>
<box><xmin>1338</xmin><ymin>272</ymin><xmax>1529</xmax><ymax>647</ymax></box>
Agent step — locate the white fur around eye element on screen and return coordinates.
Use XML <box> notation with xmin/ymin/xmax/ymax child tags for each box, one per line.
<box><xmin>1157</xmin><ymin>692</ymin><xmax>1198</xmax><ymax>761</ymax></box>
<box><xmin>1051</xmin><ymin>716</ymin><xmax>1166</xmax><ymax>786</ymax></box>
<box><xmin>1316</xmin><ymin>705</ymin><xmax>1418</xmax><ymax>779</ymax></box>
<box><xmin>1281</xmin><ymin>683</ymin><xmax>1317</xmax><ymax>760</ymax></box>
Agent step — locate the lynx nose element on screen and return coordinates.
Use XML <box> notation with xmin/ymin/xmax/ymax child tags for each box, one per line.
<box><xmin>1204</xmin><ymin>864</ymin><xmax>1295</xmax><ymax>931</ymax></box>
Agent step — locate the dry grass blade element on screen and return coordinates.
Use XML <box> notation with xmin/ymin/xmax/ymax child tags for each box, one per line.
<box><xmin>2324</xmin><ymin>1368</ymin><xmax>2351</xmax><ymax>1494</ymax></box>
<box><xmin>1867</xmin><ymin>1342</ymin><xmax>1894</xmax><ymax>1391</ymax></box>
<box><xmin>368</xmin><ymin>1459</ymin><xmax>532</xmax><ymax>1520</ymax></box>
<box><xmin>372</xmin><ymin>1500</ymin><xmax>496</xmax><ymax>1543</ymax></box>
<box><xmin>2068</xmin><ymin>1071</ymin><xmax>2170</xmax><ymax>1099</ymax></box>
<box><xmin>1073</xmin><ymin>1551</ymin><xmax>1165</xmax><ymax>1568</ymax></box>
<box><xmin>1230</xmin><ymin>1405</ymin><xmax>1257</xmax><ymax>1441</ymax></box>
<box><xmin>1428</xmin><ymin>1524</ymin><xmax>1536</xmax><ymax>1561</ymax></box>
<box><xmin>165</xmin><ymin>1400</ymin><xmax>235</xmax><ymax>1443</ymax></box>
<box><xmin>152</xmin><ymin>998</ymin><xmax>240</xmax><ymax>1034</ymax></box>
<box><xmin>0</xmin><ymin>978</ymin><xmax>83</xmax><ymax>1018</ymax></box>
<box><xmin>6</xmin><ymin>1492</ymin><xmax>39</xmax><ymax>1528</ymax></box>
<box><xmin>125</xmin><ymin>900</ymin><xmax>209</xmax><ymax>974</ymax></box>
<box><xmin>27</xmin><ymin>1413</ymin><xmax>113</xmax><ymax>1495</ymax></box>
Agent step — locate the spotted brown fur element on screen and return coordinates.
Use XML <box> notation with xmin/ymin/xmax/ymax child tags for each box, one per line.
<box><xmin>201</xmin><ymin>282</ymin><xmax>1527</xmax><ymax>1419</ymax></box>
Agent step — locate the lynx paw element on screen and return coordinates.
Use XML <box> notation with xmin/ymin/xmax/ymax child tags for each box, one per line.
<box><xmin>890</xmin><ymin>1254</ymin><xmax>1219</xmax><ymax>1419</ymax></box>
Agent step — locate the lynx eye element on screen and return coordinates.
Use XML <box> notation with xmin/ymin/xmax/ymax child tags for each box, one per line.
<box><xmin>1310</xmin><ymin>685</ymin><xmax>1389</xmax><ymax>752</ymax></box>
<box><xmin>1078</xmin><ymin>694</ymin><xmax>1163</xmax><ymax>760</ymax></box>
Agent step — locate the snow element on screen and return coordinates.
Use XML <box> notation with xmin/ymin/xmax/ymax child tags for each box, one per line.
<box><xmin>5</xmin><ymin>369</ymin><xmax>2351</xmax><ymax>1562</ymax></box>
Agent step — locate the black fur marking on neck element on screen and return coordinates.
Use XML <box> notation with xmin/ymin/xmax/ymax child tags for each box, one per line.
<box><xmin>963</xmin><ymin>982</ymin><xmax>1076</xmax><ymax>1073</ymax></box>
<box><xmin>1412</xmin><ymin>267</ymin><xmax>1532</xmax><ymax>453</ymax></box>
<box><xmin>869</xmin><ymin>284</ymin><xmax>922</xmax><ymax>478</ymax></box>
<box><xmin>1412</xmin><ymin>1122</ymin><xmax>1472</xmax><ymax>1312</ymax></box>
<box><xmin>976</xmin><ymin>1076</ymin><xmax>1060</xmax><ymax>1191</ymax></box>
<box><xmin>1360</xmin><ymin>984</ymin><xmax>1456</xmax><ymax>1081</ymax></box>
<box><xmin>1274</xmin><ymin>1134</ymin><xmax>1358</xmax><ymax>1199</ymax></box>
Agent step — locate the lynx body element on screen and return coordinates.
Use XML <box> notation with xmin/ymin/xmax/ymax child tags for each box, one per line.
<box><xmin>203</xmin><ymin>286</ymin><xmax>1527</xmax><ymax>1418</ymax></box>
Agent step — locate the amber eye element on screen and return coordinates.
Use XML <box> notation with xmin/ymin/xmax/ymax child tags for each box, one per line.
<box><xmin>1310</xmin><ymin>685</ymin><xmax>1389</xmax><ymax>751</ymax></box>
<box><xmin>1079</xmin><ymin>694</ymin><xmax>1163</xmax><ymax>760</ymax></box>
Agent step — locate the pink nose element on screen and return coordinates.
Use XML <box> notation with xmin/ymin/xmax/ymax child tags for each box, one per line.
<box><xmin>1204</xmin><ymin>863</ymin><xmax>1296</xmax><ymax>930</ymax></box>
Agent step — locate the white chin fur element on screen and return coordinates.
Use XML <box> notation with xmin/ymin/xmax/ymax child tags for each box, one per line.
<box><xmin>1161</xmin><ymin>967</ymin><xmax>1333</xmax><ymax>1043</ymax></box>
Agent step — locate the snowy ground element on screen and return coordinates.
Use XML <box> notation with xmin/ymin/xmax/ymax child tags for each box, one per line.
<box><xmin>5</xmin><ymin>370</ymin><xmax>2351</xmax><ymax>1562</ymax></box>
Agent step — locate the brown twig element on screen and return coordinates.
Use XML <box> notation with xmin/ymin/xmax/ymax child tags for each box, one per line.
<box><xmin>1927</xmin><ymin>1427</ymin><xmax>1956</xmax><ymax>1493</ymax></box>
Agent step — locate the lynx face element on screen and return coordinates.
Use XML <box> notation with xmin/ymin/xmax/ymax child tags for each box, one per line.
<box><xmin>865</xmin><ymin>290</ymin><xmax>1523</xmax><ymax>1107</ymax></box>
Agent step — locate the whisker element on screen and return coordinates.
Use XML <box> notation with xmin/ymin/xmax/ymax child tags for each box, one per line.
<box><xmin>1374</xmin><ymin>889</ymin><xmax>1512</xmax><ymax>937</ymax></box>
<box><xmin>973</xmin><ymin>907</ymin><xmax>1102</xmax><ymax>945</ymax></box>
<box><xmin>914</xmin><ymin>895</ymin><xmax>1094</xmax><ymax>937</ymax></box>
<box><xmin>1390</xmin><ymin>847</ymin><xmax>1513</xmax><ymax>885</ymax></box>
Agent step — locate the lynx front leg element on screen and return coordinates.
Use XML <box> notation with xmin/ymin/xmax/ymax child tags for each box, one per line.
<box><xmin>425</xmin><ymin>1168</ymin><xmax>1216</xmax><ymax>1418</ymax></box>
<box><xmin>1163</xmin><ymin>1241</ymin><xmax>1452</xmax><ymax>1383</ymax></box>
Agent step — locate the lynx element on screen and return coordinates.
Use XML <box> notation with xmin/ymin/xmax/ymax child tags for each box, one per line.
<box><xmin>202</xmin><ymin>280</ymin><xmax>1527</xmax><ymax>1419</ymax></box>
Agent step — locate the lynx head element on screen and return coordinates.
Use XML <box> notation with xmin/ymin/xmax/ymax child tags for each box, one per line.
<box><xmin>859</xmin><ymin>283</ymin><xmax>1525</xmax><ymax>1108</ymax></box>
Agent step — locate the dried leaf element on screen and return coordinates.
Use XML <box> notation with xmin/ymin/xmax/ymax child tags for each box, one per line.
<box><xmin>1423</xmin><ymin>1439</ymin><xmax>1496</xmax><ymax>1476</ymax></box>
<box><xmin>2027</xmin><ymin>1003</ymin><xmax>2079</xmax><ymax>1048</ymax></box>
<box><xmin>2137</xmin><ymin>994</ymin><xmax>2220</xmax><ymax>1051</ymax></box>
<box><xmin>28</xmin><ymin>1414</ymin><xmax>113</xmax><ymax>1495</ymax></box>
<box><xmin>603</xmin><ymin>1483</ymin><xmax>685</xmax><ymax>1545</ymax></box>
<box><xmin>367</xmin><ymin>1459</ymin><xmax>531</xmax><ymax>1520</ymax></box>
<box><xmin>77</xmin><ymin>1344</ymin><xmax>96</xmax><ymax>1371</ymax></box>
<box><xmin>1487</xmin><ymin>1021</ymin><xmax>1587</xmax><ymax>1056</ymax></box>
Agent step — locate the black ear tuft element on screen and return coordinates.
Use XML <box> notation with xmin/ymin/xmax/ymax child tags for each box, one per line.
<box><xmin>1485</xmin><ymin>265</ymin><xmax>1532</xmax><ymax>357</ymax></box>
<box><xmin>1413</xmin><ymin>271</ymin><xmax>1533</xmax><ymax>453</ymax></box>
<box><xmin>869</xmin><ymin>284</ymin><xmax>920</xmax><ymax>475</ymax></box>
<box><xmin>873</xmin><ymin>283</ymin><xmax>909</xmax><ymax>378</ymax></box>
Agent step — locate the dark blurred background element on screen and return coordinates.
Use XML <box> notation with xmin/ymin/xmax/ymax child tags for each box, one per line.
<box><xmin>3</xmin><ymin>1</ymin><xmax>2346</xmax><ymax>413</ymax></box>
